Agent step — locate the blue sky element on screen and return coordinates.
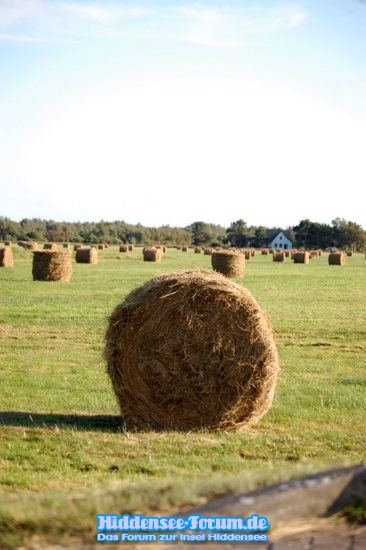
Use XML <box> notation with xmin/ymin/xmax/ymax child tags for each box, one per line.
<box><xmin>1</xmin><ymin>0</ymin><xmax>366</xmax><ymax>227</ymax></box>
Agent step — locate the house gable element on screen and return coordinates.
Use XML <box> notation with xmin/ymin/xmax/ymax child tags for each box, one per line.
<box><xmin>268</xmin><ymin>230</ymin><xmax>293</xmax><ymax>250</ymax></box>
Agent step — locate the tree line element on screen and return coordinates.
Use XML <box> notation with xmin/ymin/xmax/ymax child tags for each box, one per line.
<box><xmin>0</xmin><ymin>217</ymin><xmax>365</xmax><ymax>250</ymax></box>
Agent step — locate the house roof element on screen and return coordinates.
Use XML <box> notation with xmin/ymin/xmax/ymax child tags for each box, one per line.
<box><xmin>267</xmin><ymin>229</ymin><xmax>295</xmax><ymax>243</ymax></box>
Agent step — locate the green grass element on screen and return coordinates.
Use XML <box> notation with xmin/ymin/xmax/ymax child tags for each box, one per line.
<box><xmin>1</xmin><ymin>247</ymin><xmax>365</xmax><ymax>547</ymax></box>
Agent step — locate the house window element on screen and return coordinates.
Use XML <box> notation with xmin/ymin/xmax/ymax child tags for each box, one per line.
<box><xmin>279</xmin><ymin>243</ymin><xmax>282</xmax><ymax>248</ymax></box>
<box><xmin>284</xmin><ymin>244</ymin><xmax>288</xmax><ymax>249</ymax></box>
<box><xmin>279</xmin><ymin>236</ymin><xmax>282</xmax><ymax>240</ymax></box>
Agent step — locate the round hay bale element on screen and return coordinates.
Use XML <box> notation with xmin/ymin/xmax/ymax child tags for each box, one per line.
<box><xmin>4</xmin><ymin>240</ymin><xmax>12</xmax><ymax>246</ymax></box>
<box><xmin>273</xmin><ymin>251</ymin><xmax>285</xmax><ymax>262</ymax></box>
<box><xmin>244</xmin><ymin>249</ymin><xmax>251</xmax><ymax>260</ymax></box>
<box><xmin>284</xmin><ymin>250</ymin><xmax>290</xmax><ymax>257</ymax></box>
<box><xmin>120</xmin><ymin>245</ymin><xmax>128</xmax><ymax>253</ymax></box>
<box><xmin>24</xmin><ymin>242</ymin><xmax>38</xmax><ymax>250</ymax></box>
<box><xmin>73</xmin><ymin>244</ymin><xmax>83</xmax><ymax>251</ymax></box>
<box><xmin>329</xmin><ymin>253</ymin><xmax>346</xmax><ymax>265</ymax></box>
<box><xmin>75</xmin><ymin>248</ymin><xmax>98</xmax><ymax>264</ymax></box>
<box><xmin>211</xmin><ymin>250</ymin><xmax>245</xmax><ymax>278</ymax></box>
<box><xmin>261</xmin><ymin>249</ymin><xmax>269</xmax><ymax>255</ymax></box>
<box><xmin>269</xmin><ymin>249</ymin><xmax>274</xmax><ymax>254</ymax></box>
<box><xmin>62</xmin><ymin>243</ymin><xmax>69</xmax><ymax>249</ymax></box>
<box><xmin>98</xmin><ymin>244</ymin><xmax>104</xmax><ymax>250</ymax></box>
<box><xmin>181</xmin><ymin>246</ymin><xmax>188</xmax><ymax>252</ymax></box>
<box><xmin>162</xmin><ymin>246</ymin><xmax>167</xmax><ymax>253</ymax></box>
<box><xmin>250</xmin><ymin>248</ymin><xmax>255</xmax><ymax>257</ymax></box>
<box><xmin>194</xmin><ymin>247</ymin><xmax>202</xmax><ymax>254</ymax></box>
<box><xmin>128</xmin><ymin>244</ymin><xmax>134</xmax><ymax>251</ymax></box>
<box><xmin>32</xmin><ymin>251</ymin><xmax>72</xmax><ymax>281</ymax></box>
<box><xmin>104</xmin><ymin>244</ymin><xmax>109</xmax><ymax>249</ymax></box>
<box><xmin>204</xmin><ymin>247</ymin><xmax>213</xmax><ymax>255</ymax></box>
<box><xmin>293</xmin><ymin>252</ymin><xmax>309</xmax><ymax>264</ymax></box>
<box><xmin>43</xmin><ymin>243</ymin><xmax>58</xmax><ymax>250</ymax></box>
<box><xmin>346</xmin><ymin>251</ymin><xmax>352</xmax><ymax>257</ymax></box>
<box><xmin>143</xmin><ymin>247</ymin><xmax>162</xmax><ymax>262</ymax></box>
<box><xmin>104</xmin><ymin>269</ymin><xmax>279</xmax><ymax>431</ymax></box>
<box><xmin>17</xmin><ymin>241</ymin><xmax>25</xmax><ymax>247</ymax></box>
<box><xmin>0</xmin><ymin>247</ymin><xmax>14</xmax><ymax>268</ymax></box>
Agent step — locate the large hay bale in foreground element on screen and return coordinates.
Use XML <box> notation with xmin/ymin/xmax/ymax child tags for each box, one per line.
<box><xmin>32</xmin><ymin>251</ymin><xmax>72</xmax><ymax>281</ymax></box>
<box><xmin>211</xmin><ymin>250</ymin><xmax>245</xmax><ymax>278</ymax></box>
<box><xmin>329</xmin><ymin>253</ymin><xmax>345</xmax><ymax>265</ymax></box>
<box><xmin>143</xmin><ymin>247</ymin><xmax>162</xmax><ymax>262</ymax></box>
<box><xmin>43</xmin><ymin>243</ymin><xmax>58</xmax><ymax>250</ymax></box>
<box><xmin>0</xmin><ymin>247</ymin><xmax>14</xmax><ymax>268</ymax></box>
<box><xmin>104</xmin><ymin>270</ymin><xmax>279</xmax><ymax>431</ymax></box>
<box><xmin>75</xmin><ymin>248</ymin><xmax>98</xmax><ymax>264</ymax></box>
<box><xmin>293</xmin><ymin>252</ymin><xmax>309</xmax><ymax>264</ymax></box>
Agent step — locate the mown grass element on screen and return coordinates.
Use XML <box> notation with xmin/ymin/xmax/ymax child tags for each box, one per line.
<box><xmin>0</xmin><ymin>247</ymin><xmax>365</xmax><ymax>547</ymax></box>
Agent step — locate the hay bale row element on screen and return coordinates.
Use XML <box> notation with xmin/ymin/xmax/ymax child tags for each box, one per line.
<box><xmin>143</xmin><ymin>247</ymin><xmax>162</xmax><ymax>262</ymax></box>
<box><xmin>0</xmin><ymin>247</ymin><xmax>13</xmax><ymax>268</ymax></box>
<box><xmin>329</xmin><ymin>253</ymin><xmax>346</xmax><ymax>265</ymax></box>
<box><xmin>212</xmin><ymin>250</ymin><xmax>245</xmax><ymax>278</ymax></box>
<box><xmin>75</xmin><ymin>248</ymin><xmax>98</xmax><ymax>264</ymax></box>
<box><xmin>32</xmin><ymin>251</ymin><xmax>72</xmax><ymax>281</ymax></box>
<box><xmin>104</xmin><ymin>269</ymin><xmax>279</xmax><ymax>431</ymax></box>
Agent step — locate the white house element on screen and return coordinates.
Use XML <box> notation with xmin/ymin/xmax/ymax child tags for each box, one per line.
<box><xmin>267</xmin><ymin>230</ymin><xmax>294</xmax><ymax>250</ymax></box>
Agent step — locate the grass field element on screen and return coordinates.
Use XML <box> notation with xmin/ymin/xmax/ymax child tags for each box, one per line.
<box><xmin>0</xmin><ymin>246</ymin><xmax>365</xmax><ymax>547</ymax></box>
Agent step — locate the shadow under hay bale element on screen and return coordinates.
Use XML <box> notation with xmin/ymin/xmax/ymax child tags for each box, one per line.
<box><xmin>43</xmin><ymin>243</ymin><xmax>58</xmax><ymax>250</ymax></box>
<box><xmin>104</xmin><ymin>269</ymin><xmax>279</xmax><ymax>431</ymax></box>
<box><xmin>143</xmin><ymin>247</ymin><xmax>162</xmax><ymax>262</ymax></box>
<box><xmin>329</xmin><ymin>253</ymin><xmax>346</xmax><ymax>265</ymax></box>
<box><xmin>211</xmin><ymin>250</ymin><xmax>245</xmax><ymax>278</ymax></box>
<box><xmin>75</xmin><ymin>248</ymin><xmax>98</xmax><ymax>264</ymax></box>
<box><xmin>293</xmin><ymin>252</ymin><xmax>310</xmax><ymax>264</ymax></box>
<box><xmin>0</xmin><ymin>247</ymin><xmax>14</xmax><ymax>268</ymax></box>
<box><xmin>32</xmin><ymin>251</ymin><xmax>72</xmax><ymax>281</ymax></box>
<box><xmin>273</xmin><ymin>251</ymin><xmax>285</xmax><ymax>262</ymax></box>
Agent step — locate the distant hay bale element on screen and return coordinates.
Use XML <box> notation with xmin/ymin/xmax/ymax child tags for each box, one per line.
<box><xmin>212</xmin><ymin>250</ymin><xmax>245</xmax><ymax>278</ymax></box>
<box><xmin>32</xmin><ymin>251</ymin><xmax>72</xmax><ymax>282</ymax></box>
<box><xmin>284</xmin><ymin>250</ymin><xmax>290</xmax><ymax>257</ymax></box>
<box><xmin>104</xmin><ymin>269</ymin><xmax>279</xmax><ymax>431</ymax></box>
<box><xmin>261</xmin><ymin>249</ymin><xmax>269</xmax><ymax>255</ymax></box>
<box><xmin>90</xmin><ymin>244</ymin><xmax>97</xmax><ymax>249</ymax></box>
<box><xmin>181</xmin><ymin>246</ymin><xmax>188</xmax><ymax>252</ymax></box>
<box><xmin>43</xmin><ymin>243</ymin><xmax>58</xmax><ymax>250</ymax></box>
<box><xmin>119</xmin><ymin>245</ymin><xmax>128</xmax><ymax>253</ymax></box>
<box><xmin>104</xmin><ymin>244</ymin><xmax>109</xmax><ymax>249</ymax></box>
<box><xmin>204</xmin><ymin>247</ymin><xmax>213</xmax><ymax>255</ymax></box>
<box><xmin>143</xmin><ymin>247</ymin><xmax>162</xmax><ymax>262</ymax></box>
<box><xmin>162</xmin><ymin>246</ymin><xmax>167</xmax><ymax>253</ymax></box>
<box><xmin>75</xmin><ymin>248</ymin><xmax>98</xmax><ymax>264</ymax></box>
<box><xmin>250</xmin><ymin>248</ymin><xmax>255</xmax><ymax>257</ymax></box>
<box><xmin>310</xmin><ymin>250</ymin><xmax>319</xmax><ymax>258</ymax></box>
<box><xmin>293</xmin><ymin>252</ymin><xmax>310</xmax><ymax>264</ymax></box>
<box><xmin>329</xmin><ymin>253</ymin><xmax>346</xmax><ymax>265</ymax></box>
<box><xmin>176</xmin><ymin>246</ymin><xmax>182</xmax><ymax>250</ymax></box>
<box><xmin>4</xmin><ymin>241</ymin><xmax>12</xmax><ymax>246</ymax></box>
<box><xmin>74</xmin><ymin>244</ymin><xmax>83</xmax><ymax>251</ymax></box>
<box><xmin>194</xmin><ymin>247</ymin><xmax>202</xmax><ymax>254</ymax></box>
<box><xmin>346</xmin><ymin>251</ymin><xmax>352</xmax><ymax>257</ymax></box>
<box><xmin>273</xmin><ymin>251</ymin><xmax>285</xmax><ymax>262</ymax></box>
<box><xmin>128</xmin><ymin>244</ymin><xmax>134</xmax><ymax>251</ymax></box>
<box><xmin>17</xmin><ymin>241</ymin><xmax>25</xmax><ymax>247</ymax></box>
<box><xmin>0</xmin><ymin>247</ymin><xmax>14</xmax><ymax>268</ymax></box>
<box><xmin>24</xmin><ymin>242</ymin><xmax>38</xmax><ymax>250</ymax></box>
<box><xmin>98</xmin><ymin>244</ymin><xmax>104</xmax><ymax>249</ymax></box>
<box><xmin>244</xmin><ymin>249</ymin><xmax>251</xmax><ymax>260</ymax></box>
<box><xmin>62</xmin><ymin>243</ymin><xmax>69</xmax><ymax>249</ymax></box>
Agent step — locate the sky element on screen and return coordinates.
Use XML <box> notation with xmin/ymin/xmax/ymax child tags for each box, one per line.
<box><xmin>1</xmin><ymin>0</ymin><xmax>366</xmax><ymax>229</ymax></box>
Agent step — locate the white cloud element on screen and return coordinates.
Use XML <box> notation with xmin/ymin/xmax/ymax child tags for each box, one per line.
<box><xmin>0</xmin><ymin>0</ymin><xmax>40</xmax><ymax>28</ymax></box>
